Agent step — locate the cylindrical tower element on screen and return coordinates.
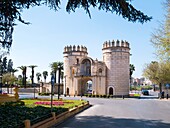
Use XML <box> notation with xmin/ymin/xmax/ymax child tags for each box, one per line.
<box><xmin>63</xmin><ymin>45</ymin><xmax>88</xmax><ymax>95</ymax></box>
<box><xmin>102</xmin><ymin>40</ymin><xmax>130</xmax><ymax>96</ymax></box>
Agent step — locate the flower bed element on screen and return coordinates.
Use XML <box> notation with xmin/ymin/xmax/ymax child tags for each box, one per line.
<box><xmin>35</xmin><ymin>101</ymin><xmax>64</xmax><ymax>106</ymax></box>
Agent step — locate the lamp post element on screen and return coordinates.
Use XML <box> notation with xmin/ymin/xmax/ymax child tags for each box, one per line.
<box><xmin>58</xmin><ymin>66</ymin><xmax>61</xmax><ymax>100</ymax></box>
<box><xmin>51</xmin><ymin>74</ymin><xmax>55</xmax><ymax>111</ymax></box>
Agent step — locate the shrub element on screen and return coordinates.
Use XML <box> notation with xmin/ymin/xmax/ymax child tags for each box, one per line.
<box><xmin>103</xmin><ymin>95</ymin><xmax>107</xmax><ymax>98</ymax></box>
<box><xmin>0</xmin><ymin>101</ymin><xmax>25</xmax><ymax>106</ymax></box>
<box><xmin>92</xmin><ymin>95</ymin><xmax>95</xmax><ymax>97</ymax></box>
<box><xmin>88</xmin><ymin>94</ymin><xmax>92</xmax><ymax>97</ymax></box>
<box><xmin>110</xmin><ymin>95</ymin><xmax>113</xmax><ymax>98</ymax></box>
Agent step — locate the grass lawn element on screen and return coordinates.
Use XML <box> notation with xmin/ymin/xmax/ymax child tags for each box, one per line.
<box><xmin>0</xmin><ymin>98</ymin><xmax>87</xmax><ymax>128</ymax></box>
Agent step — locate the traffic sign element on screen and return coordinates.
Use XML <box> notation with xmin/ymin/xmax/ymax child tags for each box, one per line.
<box><xmin>166</xmin><ymin>84</ymin><xmax>169</xmax><ymax>88</ymax></box>
<box><xmin>51</xmin><ymin>75</ymin><xmax>55</xmax><ymax>86</ymax></box>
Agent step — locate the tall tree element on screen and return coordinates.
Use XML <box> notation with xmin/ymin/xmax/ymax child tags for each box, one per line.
<box><xmin>50</xmin><ymin>62</ymin><xmax>58</xmax><ymax>83</ymax></box>
<box><xmin>130</xmin><ymin>64</ymin><xmax>135</xmax><ymax>85</ymax></box>
<box><xmin>11</xmin><ymin>68</ymin><xmax>18</xmax><ymax>76</ymax></box>
<box><xmin>17</xmin><ymin>75</ymin><xmax>22</xmax><ymax>85</ymax></box>
<box><xmin>42</xmin><ymin>71</ymin><xmax>48</xmax><ymax>83</ymax></box>
<box><xmin>151</xmin><ymin>0</ymin><xmax>170</xmax><ymax>61</ymax></box>
<box><xmin>0</xmin><ymin>0</ymin><xmax>152</xmax><ymax>51</ymax></box>
<box><xmin>143</xmin><ymin>61</ymin><xmax>170</xmax><ymax>93</ymax></box>
<box><xmin>2</xmin><ymin>73</ymin><xmax>17</xmax><ymax>85</ymax></box>
<box><xmin>28</xmin><ymin>65</ymin><xmax>37</xmax><ymax>86</ymax></box>
<box><xmin>36</xmin><ymin>72</ymin><xmax>41</xmax><ymax>83</ymax></box>
<box><xmin>61</xmin><ymin>71</ymin><xmax>64</xmax><ymax>83</ymax></box>
<box><xmin>18</xmin><ymin>66</ymin><xmax>27</xmax><ymax>88</ymax></box>
<box><xmin>2</xmin><ymin>57</ymin><xmax>7</xmax><ymax>73</ymax></box>
<box><xmin>7</xmin><ymin>59</ymin><xmax>13</xmax><ymax>73</ymax></box>
<box><xmin>50</xmin><ymin>61</ymin><xmax>63</xmax><ymax>83</ymax></box>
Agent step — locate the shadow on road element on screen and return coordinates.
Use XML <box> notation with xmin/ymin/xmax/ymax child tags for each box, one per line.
<box><xmin>54</xmin><ymin>116</ymin><xmax>170</xmax><ymax>128</ymax></box>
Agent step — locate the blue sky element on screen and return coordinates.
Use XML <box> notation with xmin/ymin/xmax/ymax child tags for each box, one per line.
<box><xmin>8</xmin><ymin>0</ymin><xmax>165</xmax><ymax>82</ymax></box>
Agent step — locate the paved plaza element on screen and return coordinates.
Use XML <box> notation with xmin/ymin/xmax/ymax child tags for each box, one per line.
<box><xmin>52</xmin><ymin>97</ymin><xmax>170</xmax><ymax>128</ymax></box>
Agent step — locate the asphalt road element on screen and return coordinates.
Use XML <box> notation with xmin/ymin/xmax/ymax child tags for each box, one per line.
<box><xmin>52</xmin><ymin>97</ymin><xmax>170</xmax><ymax>128</ymax></box>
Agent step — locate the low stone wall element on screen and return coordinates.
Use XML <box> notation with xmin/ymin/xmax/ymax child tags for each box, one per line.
<box><xmin>0</xmin><ymin>94</ymin><xmax>17</xmax><ymax>103</ymax></box>
<box><xmin>24</xmin><ymin>102</ymin><xmax>90</xmax><ymax>128</ymax></box>
<box><xmin>18</xmin><ymin>88</ymin><xmax>39</xmax><ymax>93</ymax></box>
<box><xmin>0</xmin><ymin>87</ymin><xmax>19</xmax><ymax>103</ymax></box>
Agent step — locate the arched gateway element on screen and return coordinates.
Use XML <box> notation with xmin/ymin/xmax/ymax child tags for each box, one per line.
<box><xmin>63</xmin><ymin>40</ymin><xmax>130</xmax><ymax>96</ymax></box>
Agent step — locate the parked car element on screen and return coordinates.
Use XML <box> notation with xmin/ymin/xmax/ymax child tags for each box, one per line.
<box><xmin>142</xmin><ymin>90</ymin><xmax>149</xmax><ymax>95</ymax></box>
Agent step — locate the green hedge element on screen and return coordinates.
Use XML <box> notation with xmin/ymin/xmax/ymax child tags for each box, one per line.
<box><xmin>0</xmin><ymin>101</ymin><xmax>68</xmax><ymax>128</ymax></box>
<box><xmin>85</xmin><ymin>94</ymin><xmax>116</xmax><ymax>98</ymax></box>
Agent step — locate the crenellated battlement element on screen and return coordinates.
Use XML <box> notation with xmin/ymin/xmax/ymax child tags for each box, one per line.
<box><xmin>64</xmin><ymin>45</ymin><xmax>87</xmax><ymax>53</ymax></box>
<box><xmin>102</xmin><ymin>40</ymin><xmax>129</xmax><ymax>49</ymax></box>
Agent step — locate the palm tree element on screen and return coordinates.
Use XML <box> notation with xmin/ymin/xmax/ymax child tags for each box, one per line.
<box><xmin>61</xmin><ymin>71</ymin><xmax>64</xmax><ymax>83</ymax></box>
<box><xmin>28</xmin><ymin>65</ymin><xmax>37</xmax><ymax>86</ymax></box>
<box><xmin>17</xmin><ymin>75</ymin><xmax>22</xmax><ymax>85</ymax></box>
<box><xmin>42</xmin><ymin>71</ymin><xmax>48</xmax><ymax>83</ymax></box>
<box><xmin>11</xmin><ymin>68</ymin><xmax>18</xmax><ymax>76</ymax></box>
<box><xmin>130</xmin><ymin>64</ymin><xmax>135</xmax><ymax>85</ymax></box>
<box><xmin>50</xmin><ymin>61</ymin><xmax>64</xmax><ymax>83</ymax></box>
<box><xmin>36</xmin><ymin>72</ymin><xmax>41</xmax><ymax>83</ymax></box>
<box><xmin>18</xmin><ymin>66</ymin><xmax>27</xmax><ymax>88</ymax></box>
<box><xmin>50</xmin><ymin>62</ymin><xmax>58</xmax><ymax>83</ymax></box>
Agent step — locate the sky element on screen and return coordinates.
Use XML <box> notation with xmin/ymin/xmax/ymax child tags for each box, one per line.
<box><xmin>7</xmin><ymin>0</ymin><xmax>165</xmax><ymax>82</ymax></box>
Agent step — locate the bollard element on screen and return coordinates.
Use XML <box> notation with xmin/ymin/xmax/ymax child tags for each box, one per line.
<box><xmin>24</xmin><ymin>120</ymin><xmax>31</xmax><ymax>128</ymax></box>
<box><xmin>51</xmin><ymin>112</ymin><xmax>56</xmax><ymax>121</ymax></box>
<box><xmin>167</xmin><ymin>94</ymin><xmax>169</xmax><ymax>99</ymax></box>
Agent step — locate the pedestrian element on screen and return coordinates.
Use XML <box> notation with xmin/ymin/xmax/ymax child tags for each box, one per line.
<box><xmin>161</xmin><ymin>91</ymin><xmax>165</xmax><ymax>99</ymax></box>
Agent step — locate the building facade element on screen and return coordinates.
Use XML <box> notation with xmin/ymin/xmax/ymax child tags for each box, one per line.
<box><xmin>63</xmin><ymin>40</ymin><xmax>130</xmax><ymax>96</ymax></box>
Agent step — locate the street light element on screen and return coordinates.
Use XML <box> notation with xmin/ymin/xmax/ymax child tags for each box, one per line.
<box><xmin>51</xmin><ymin>74</ymin><xmax>55</xmax><ymax>111</ymax></box>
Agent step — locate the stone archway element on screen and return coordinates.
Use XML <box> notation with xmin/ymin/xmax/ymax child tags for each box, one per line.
<box><xmin>86</xmin><ymin>80</ymin><xmax>92</xmax><ymax>94</ymax></box>
<box><xmin>79</xmin><ymin>77</ymin><xmax>93</xmax><ymax>95</ymax></box>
